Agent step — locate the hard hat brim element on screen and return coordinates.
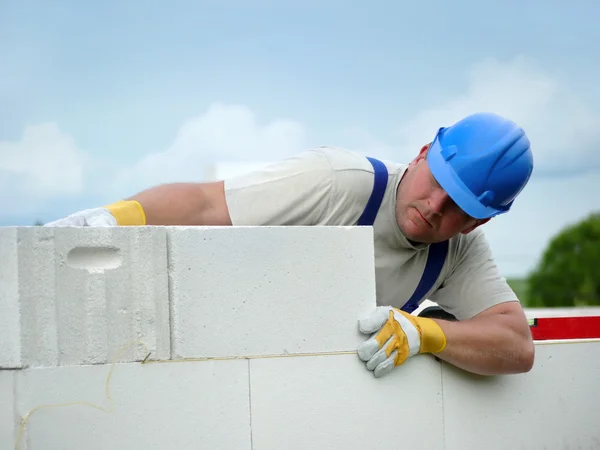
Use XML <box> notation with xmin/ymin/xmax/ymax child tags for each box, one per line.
<box><xmin>427</xmin><ymin>138</ymin><xmax>504</xmax><ymax>220</ymax></box>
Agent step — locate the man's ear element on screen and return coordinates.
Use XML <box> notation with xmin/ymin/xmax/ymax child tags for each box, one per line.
<box><xmin>461</xmin><ymin>217</ymin><xmax>491</xmax><ymax>234</ymax></box>
<box><xmin>410</xmin><ymin>144</ymin><xmax>431</xmax><ymax>167</ymax></box>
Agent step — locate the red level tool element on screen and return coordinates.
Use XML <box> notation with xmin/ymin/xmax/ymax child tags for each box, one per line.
<box><xmin>529</xmin><ymin>316</ymin><xmax>600</xmax><ymax>340</ymax></box>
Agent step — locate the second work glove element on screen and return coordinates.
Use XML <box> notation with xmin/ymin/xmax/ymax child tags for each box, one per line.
<box><xmin>44</xmin><ymin>200</ymin><xmax>146</xmax><ymax>227</ymax></box>
<box><xmin>357</xmin><ymin>306</ymin><xmax>447</xmax><ymax>378</ymax></box>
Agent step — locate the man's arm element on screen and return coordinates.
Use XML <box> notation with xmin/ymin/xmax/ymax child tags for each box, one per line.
<box><xmin>421</xmin><ymin>230</ymin><xmax>535</xmax><ymax>376</ymax></box>
<box><xmin>127</xmin><ymin>181</ymin><xmax>232</xmax><ymax>226</ymax></box>
<box><xmin>356</xmin><ymin>300</ymin><xmax>534</xmax><ymax>378</ymax></box>
<box><xmin>43</xmin><ymin>181</ymin><xmax>232</xmax><ymax>227</ymax></box>
<box><xmin>432</xmin><ymin>301</ymin><xmax>535</xmax><ymax>375</ymax></box>
<box><xmin>45</xmin><ymin>149</ymin><xmax>335</xmax><ymax>228</ymax></box>
<box><xmin>130</xmin><ymin>149</ymin><xmax>335</xmax><ymax>227</ymax></box>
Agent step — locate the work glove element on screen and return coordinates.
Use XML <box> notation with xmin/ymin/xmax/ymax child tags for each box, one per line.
<box><xmin>357</xmin><ymin>306</ymin><xmax>447</xmax><ymax>378</ymax></box>
<box><xmin>44</xmin><ymin>200</ymin><xmax>146</xmax><ymax>227</ymax></box>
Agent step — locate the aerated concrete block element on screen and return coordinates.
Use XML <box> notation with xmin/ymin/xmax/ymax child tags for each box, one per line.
<box><xmin>0</xmin><ymin>371</ymin><xmax>16</xmax><ymax>448</ymax></box>
<box><xmin>168</xmin><ymin>226</ymin><xmax>377</xmax><ymax>359</ymax></box>
<box><xmin>442</xmin><ymin>341</ymin><xmax>600</xmax><ymax>450</ymax></box>
<box><xmin>0</xmin><ymin>228</ymin><xmax>21</xmax><ymax>368</ymax></box>
<box><xmin>14</xmin><ymin>359</ymin><xmax>251</xmax><ymax>450</ymax></box>
<box><xmin>0</xmin><ymin>226</ymin><xmax>170</xmax><ymax>368</ymax></box>
<box><xmin>249</xmin><ymin>353</ymin><xmax>445</xmax><ymax>450</ymax></box>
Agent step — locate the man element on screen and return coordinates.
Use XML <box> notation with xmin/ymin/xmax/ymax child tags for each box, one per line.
<box><xmin>45</xmin><ymin>112</ymin><xmax>536</xmax><ymax>378</ymax></box>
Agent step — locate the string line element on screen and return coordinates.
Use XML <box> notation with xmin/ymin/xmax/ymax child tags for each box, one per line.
<box><xmin>12</xmin><ymin>341</ymin><xmax>356</xmax><ymax>450</ymax></box>
<box><xmin>12</xmin><ymin>338</ymin><xmax>599</xmax><ymax>448</ymax></box>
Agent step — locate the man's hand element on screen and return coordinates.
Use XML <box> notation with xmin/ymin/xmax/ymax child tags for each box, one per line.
<box><xmin>357</xmin><ymin>306</ymin><xmax>447</xmax><ymax>377</ymax></box>
<box><xmin>45</xmin><ymin>182</ymin><xmax>232</xmax><ymax>227</ymax></box>
<box><xmin>44</xmin><ymin>200</ymin><xmax>146</xmax><ymax>227</ymax></box>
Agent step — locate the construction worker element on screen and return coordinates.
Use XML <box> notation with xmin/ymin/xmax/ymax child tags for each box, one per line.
<box><xmin>45</xmin><ymin>112</ymin><xmax>535</xmax><ymax>378</ymax></box>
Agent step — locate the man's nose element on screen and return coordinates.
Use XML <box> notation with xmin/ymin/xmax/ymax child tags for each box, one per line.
<box><xmin>429</xmin><ymin>189</ymin><xmax>451</xmax><ymax>214</ymax></box>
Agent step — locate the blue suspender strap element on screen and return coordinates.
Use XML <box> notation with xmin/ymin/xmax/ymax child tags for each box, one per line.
<box><xmin>357</xmin><ymin>157</ymin><xmax>388</xmax><ymax>226</ymax></box>
<box><xmin>356</xmin><ymin>156</ymin><xmax>448</xmax><ymax>313</ymax></box>
<box><xmin>400</xmin><ymin>240</ymin><xmax>449</xmax><ymax>313</ymax></box>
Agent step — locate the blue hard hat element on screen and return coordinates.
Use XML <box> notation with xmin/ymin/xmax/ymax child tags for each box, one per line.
<box><xmin>426</xmin><ymin>112</ymin><xmax>533</xmax><ymax>219</ymax></box>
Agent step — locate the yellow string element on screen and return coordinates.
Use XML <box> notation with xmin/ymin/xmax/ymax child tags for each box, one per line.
<box><xmin>12</xmin><ymin>341</ymin><xmax>356</xmax><ymax>450</ymax></box>
<box><xmin>13</xmin><ymin>340</ymin><xmax>150</xmax><ymax>450</ymax></box>
<box><xmin>142</xmin><ymin>349</ymin><xmax>357</xmax><ymax>364</ymax></box>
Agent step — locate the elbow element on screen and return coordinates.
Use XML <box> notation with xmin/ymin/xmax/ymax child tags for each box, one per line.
<box><xmin>518</xmin><ymin>336</ymin><xmax>535</xmax><ymax>373</ymax></box>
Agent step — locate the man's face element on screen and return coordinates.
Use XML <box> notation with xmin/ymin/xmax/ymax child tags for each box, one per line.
<box><xmin>395</xmin><ymin>145</ymin><xmax>489</xmax><ymax>244</ymax></box>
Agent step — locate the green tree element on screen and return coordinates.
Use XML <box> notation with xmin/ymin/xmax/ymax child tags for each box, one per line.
<box><xmin>507</xmin><ymin>278</ymin><xmax>528</xmax><ymax>305</ymax></box>
<box><xmin>526</xmin><ymin>211</ymin><xmax>600</xmax><ymax>307</ymax></box>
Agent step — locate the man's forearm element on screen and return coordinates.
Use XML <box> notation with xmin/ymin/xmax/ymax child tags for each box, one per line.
<box><xmin>431</xmin><ymin>309</ymin><xmax>535</xmax><ymax>376</ymax></box>
<box><xmin>125</xmin><ymin>182</ymin><xmax>232</xmax><ymax>226</ymax></box>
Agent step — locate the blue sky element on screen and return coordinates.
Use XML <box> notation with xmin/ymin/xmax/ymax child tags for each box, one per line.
<box><xmin>1</xmin><ymin>0</ymin><xmax>599</xmax><ymax>277</ymax></box>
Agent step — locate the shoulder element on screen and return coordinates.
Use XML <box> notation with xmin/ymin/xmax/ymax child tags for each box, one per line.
<box><xmin>316</xmin><ymin>146</ymin><xmax>374</xmax><ymax>172</ymax></box>
<box><xmin>315</xmin><ymin>147</ymin><xmax>407</xmax><ymax>224</ymax></box>
<box><xmin>318</xmin><ymin>146</ymin><xmax>406</xmax><ymax>200</ymax></box>
<box><xmin>444</xmin><ymin>229</ymin><xmax>498</xmax><ymax>285</ymax></box>
<box><xmin>222</xmin><ymin>146</ymin><xmax>372</xmax><ymax>226</ymax></box>
<box><xmin>448</xmin><ymin>228</ymin><xmax>493</xmax><ymax>264</ymax></box>
<box><xmin>224</xmin><ymin>146</ymin><xmax>368</xmax><ymax>189</ymax></box>
<box><xmin>223</xmin><ymin>147</ymin><xmax>336</xmax><ymax>200</ymax></box>
<box><xmin>222</xmin><ymin>145</ymin><xmax>405</xmax><ymax>226</ymax></box>
<box><xmin>317</xmin><ymin>146</ymin><xmax>405</xmax><ymax>177</ymax></box>
<box><xmin>432</xmin><ymin>229</ymin><xmax>516</xmax><ymax>319</ymax></box>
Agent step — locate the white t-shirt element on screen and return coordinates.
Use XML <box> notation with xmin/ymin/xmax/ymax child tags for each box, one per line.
<box><xmin>224</xmin><ymin>146</ymin><xmax>518</xmax><ymax>320</ymax></box>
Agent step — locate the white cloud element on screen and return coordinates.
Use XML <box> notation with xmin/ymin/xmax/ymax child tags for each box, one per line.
<box><xmin>111</xmin><ymin>56</ymin><xmax>600</xmax><ymax>197</ymax></box>
<box><xmin>0</xmin><ymin>123</ymin><xmax>87</xmax><ymax>214</ymax></box>
<box><xmin>393</xmin><ymin>56</ymin><xmax>600</xmax><ymax>173</ymax></box>
<box><xmin>3</xmin><ymin>57</ymin><xmax>599</xmax><ymax>278</ymax></box>
<box><xmin>114</xmin><ymin>103</ymin><xmax>309</xmax><ymax>193</ymax></box>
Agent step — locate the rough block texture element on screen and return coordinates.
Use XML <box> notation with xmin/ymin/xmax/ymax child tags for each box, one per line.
<box><xmin>4</xmin><ymin>226</ymin><xmax>600</xmax><ymax>449</ymax></box>
<box><xmin>168</xmin><ymin>226</ymin><xmax>377</xmax><ymax>359</ymax></box>
<box><xmin>0</xmin><ymin>226</ymin><xmax>170</xmax><ymax>368</ymax></box>
<box><xmin>13</xmin><ymin>360</ymin><xmax>251</xmax><ymax>450</ymax></box>
<box><xmin>442</xmin><ymin>341</ymin><xmax>600</xmax><ymax>450</ymax></box>
<box><xmin>0</xmin><ymin>228</ymin><xmax>21</xmax><ymax>368</ymax></box>
<box><xmin>249</xmin><ymin>354</ymin><xmax>445</xmax><ymax>450</ymax></box>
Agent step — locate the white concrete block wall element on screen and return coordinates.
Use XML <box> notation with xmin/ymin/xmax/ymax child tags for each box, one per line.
<box><xmin>2</xmin><ymin>226</ymin><xmax>600</xmax><ymax>450</ymax></box>
<box><xmin>0</xmin><ymin>371</ymin><xmax>15</xmax><ymax>447</ymax></box>
<box><xmin>0</xmin><ymin>228</ymin><xmax>21</xmax><ymax>368</ymax></box>
<box><xmin>6</xmin><ymin>342</ymin><xmax>600</xmax><ymax>450</ymax></box>
<box><xmin>249</xmin><ymin>354</ymin><xmax>445</xmax><ymax>450</ymax></box>
<box><xmin>2</xmin><ymin>227</ymin><xmax>60</xmax><ymax>368</ymax></box>
<box><xmin>442</xmin><ymin>340</ymin><xmax>600</xmax><ymax>450</ymax></box>
<box><xmin>13</xmin><ymin>360</ymin><xmax>252</xmax><ymax>450</ymax></box>
<box><xmin>168</xmin><ymin>226</ymin><xmax>377</xmax><ymax>359</ymax></box>
<box><xmin>0</xmin><ymin>227</ymin><xmax>171</xmax><ymax>368</ymax></box>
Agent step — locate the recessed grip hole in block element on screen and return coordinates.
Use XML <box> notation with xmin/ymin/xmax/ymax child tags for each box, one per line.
<box><xmin>67</xmin><ymin>246</ymin><xmax>123</xmax><ymax>271</ymax></box>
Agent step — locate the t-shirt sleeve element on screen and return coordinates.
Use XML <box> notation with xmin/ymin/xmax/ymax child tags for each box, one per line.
<box><xmin>223</xmin><ymin>148</ymin><xmax>335</xmax><ymax>226</ymax></box>
<box><xmin>429</xmin><ymin>230</ymin><xmax>519</xmax><ymax>320</ymax></box>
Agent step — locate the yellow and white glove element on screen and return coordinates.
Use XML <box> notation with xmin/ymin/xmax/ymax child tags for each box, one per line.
<box><xmin>43</xmin><ymin>200</ymin><xmax>146</xmax><ymax>227</ymax></box>
<box><xmin>357</xmin><ymin>306</ymin><xmax>447</xmax><ymax>377</ymax></box>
